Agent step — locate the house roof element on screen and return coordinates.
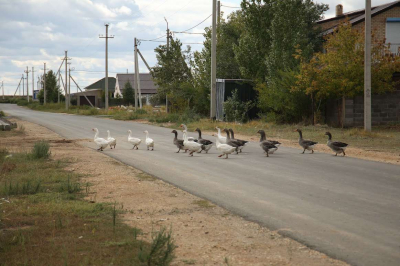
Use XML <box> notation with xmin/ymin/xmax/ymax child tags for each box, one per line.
<box><xmin>84</xmin><ymin>77</ymin><xmax>116</xmax><ymax>91</ymax></box>
<box><xmin>318</xmin><ymin>0</ymin><xmax>400</xmax><ymax>35</ymax></box>
<box><xmin>116</xmin><ymin>73</ymin><xmax>158</xmax><ymax>94</ymax></box>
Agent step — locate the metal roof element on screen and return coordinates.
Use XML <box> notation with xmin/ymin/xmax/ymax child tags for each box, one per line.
<box><xmin>84</xmin><ymin>77</ymin><xmax>116</xmax><ymax>92</ymax></box>
<box><xmin>116</xmin><ymin>73</ymin><xmax>158</xmax><ymax>94</ymax></box>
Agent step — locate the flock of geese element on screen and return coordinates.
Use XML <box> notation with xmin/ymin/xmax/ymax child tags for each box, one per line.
<box><xmin>92</xmin><ymin>124</ymin><xmax>349</xmax><ymax>159</ymax></box>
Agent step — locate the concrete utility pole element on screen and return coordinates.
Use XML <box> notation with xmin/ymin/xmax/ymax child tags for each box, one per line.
<box><xmin>65</xmin><ymin>51</ymin><xmax>69</xmax><ymax>109</ymax></box>
<box><xmin>217</xmin><ymin>1</ymin><xmax>221</xmax><ymax>25</ymax></box>
<box><xmin>134</xmin><ymin>38</ymin><xmax>142</xmax><ymax>109</ymax></box>
<box><xmin>25</xmin><ymin>66</ymin><xmax>31</xmax><ymax>102</ymax></box>
<box><xmin>22</xmin><ymin>74</ymin><xmax>24</xmax><ymax>96</ymax></box>
<box><xmin>32</xmin><ymin>67</ymin><xmax>34</xmax><ymax>101</ymax></box>
<box><xmin>364</xmin><ymin>0</ymin><xmax>372</xmax><ymax>132</ymax></box>
<box><xmin>2</xmin><ymin>81</ymin><xmax>3</xmax><ymax>100</ymax></box>
<box><xmin>68</xmin><ymin>63</ymin><xmax>71</xmax><ymax>105</ymax></box>
<box><xmin>210</xmin><ymin>0</ymin><xmax>217</xmax><ymax>119</ymax></box>
<box><xmin>165</xmin><ymin>17</ymin><xmax>170</xmax><ymax>113</ymax></box>
<box><xmin>99</xmin><ymin>23</ymin><xmax>114</xmax><ymax>110</ymax></box>
<box><xmin>44</xmin><ymin>63</ymin><xmax>47</xmax><ymax>105</ymax></box>
<box><xmin>57</xmin><ymin>72</ymin><xmax>60</xmax><ymax>103</ymax></box>
<box><xmin>134</xmin><ymin>38</ymin><xmax>139</xmax><ymax>109</ymax></box>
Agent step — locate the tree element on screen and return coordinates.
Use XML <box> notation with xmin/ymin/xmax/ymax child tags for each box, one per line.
<box><xmin>294</xmin><ymin>21</ymin><xmax>400</xmax><ymax>125</ymax></box>
<box><xmin>233</xmin><ymin>0</ymin><xmax>328</xmax><ymax>122</ymax></box>
<box><xmin>122</xmin><ymin>81</ymin><xmax>134</xmax><ymax>106</ymax></box>
<box><xmin>38</xmin><ymin>70</ymin><xmax>64</xmax><ymax>103</ymax></box>
<box><xmin>152</xmin><ymin>38</ymin><xmax>194</xmax><ymax>112</ymax></box>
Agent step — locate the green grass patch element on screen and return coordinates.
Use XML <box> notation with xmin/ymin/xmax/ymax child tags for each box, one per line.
<box><xmin>0</xmin><ymin>149</ymin><xmax>175</xmax><ymax>265</ymax></box>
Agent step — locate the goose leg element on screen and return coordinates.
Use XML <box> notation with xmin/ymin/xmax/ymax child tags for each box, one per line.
<box><xmin>136</xmin><ymin>146</ymin><xmax>139</xmax><ymax>150</ymax></box>
<box><xmin>176</xmin><ymin>148</ymin><xmax>180</xmax><ymax>153</ymax></box>
<box><xmin>152</xmin><ymin>147</ymin><xmax>154</xmax><ymax>151</ymax></box>
<box><xmin>225</xmin><ymin>154</ymin><xmax>228</xmax><ymax>159</ymax></box>
<box><xmin>343</xmin><ymin>150</ymin><xmax>346</xmax><ymax>156</ymax></box>
<box><xmin>302</xmin><ymin>149</ymin><xmax>305</xmax><ymax>154</ymax></box>
<box><xmin>335</xmin><ymin>153</ymin><xmax>337</xmax><ymax>156</ymax></box>
<box><xmin>312</xmin><ymin>150</ymin><xmax>314</xmax><ymax>154</ymax></box>
<box><xmin>218</xmin><ymin>154</ymin><xmax>223</xmax><ymax>158</ymax></box>
<box><xmin>266</xmin><ymin>151</ymin><xmax>269</xmax><ymax>157</ymax></box>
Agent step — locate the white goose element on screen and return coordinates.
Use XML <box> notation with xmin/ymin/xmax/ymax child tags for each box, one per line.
<box><xmin>144</xmin><ymin>130</ymin><xmax>155</xmax><ymax>150</ymax></box>
<box><xmin>107</xmin><ymin>130</ymin><xmax>117</xmax><ymax>149</ymax></box>
<box><xmin>127</xmin><ymin>130</ymin><xmax>142</xmax><ymax>150</ymax></box>
<box><xmin>180</xmin><ymin>124</ymin><xmax>197</xmax><ymax>141</ymax></box>
<box><xmin>216</xmin><ymin>127</ymin><xmax>227</xmax><ymax>144</ymax></box>
<box><xmin>183</xmin><ymin>130</ymin><xmax>202</xmax><ymax>156</ymax></box>
<box><xmin>215</xmin><ymin>136</ymin><xmax>236</xmax><ymax>159</ymax></box>
<box><xmin>92</xmin><ymin>128</ymin><xmax>109</xmax><ymax>151</ymax></box>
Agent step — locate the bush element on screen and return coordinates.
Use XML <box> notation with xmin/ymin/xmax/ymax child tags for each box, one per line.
<box><xmin>135</xmin><ymin>109</ymin><xmax>147</xmax><ymax>115</ymax></box>
<box><xmin>0</xmin><ymin>110</ymin><xmax>5</xmax><ymax>117</ymax></box>
<box><xmin>30</xmin><ymin>140</ymin><xmax>51</xmax><ymax>159</ymax></box>
<box><xmin>223</xmin><ymin>89</ymin><xmax>255</xmax><ymax>123</ymax></box>
<box><xmin>139</xmin><ymin>227</ymin><xmax>175</xmax><ymax>266</ymax></box>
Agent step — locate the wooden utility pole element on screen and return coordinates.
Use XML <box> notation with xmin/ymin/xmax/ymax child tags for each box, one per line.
<box><xmin>364</xmin><ymin>0</ymin><xmax>372</xmax><ymax>132</ymax></box>
<box><xmin>44</xmin><ymin>63</ymin><xmax>47</xmax><ymax>105</ymax></box>
<box><xmin>210</xmin><ymin>0</ymin><xmax>217</xmax><ymax>119</ymax></box>
<box><xmin>99</xmin><ymin>23</ymin><xmax>114</xmax><ymax>110</ymax></box>
<box><xmin>134</xmin><ymin>38</ymin><xmax>139</xmax><ymax>109</ymax></box>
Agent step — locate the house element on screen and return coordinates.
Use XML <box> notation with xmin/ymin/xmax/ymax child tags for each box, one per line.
<box><xmin>74</xmin><ymin>77</ymin><xmax>116</xmax><ymax>108</ymax></box>
<box><xmin>318</xmin><ymin>1</ymin><xmax>400</xmax><ymax>54</ymax></box>
<box><xmin>114</xmin><ymin>73</ymin><xmax>158</xmax><ymax>105</ymax></box>
<box><xmin>318</xmin><ymin>1</ymin><xmax>400</xmax><ymax>126</ymax></box>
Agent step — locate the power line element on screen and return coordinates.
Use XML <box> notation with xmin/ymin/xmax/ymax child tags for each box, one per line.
<box><xmin>173</xmin><ymin>31</ymin><xmax>204</xmax><ymax>35</ymax></box>
<box><xmin>180</xmin><ymin>14</ymin><xmax>212</xmax><ymax>32</ymax></box>
<box><xmin>221</xmin><ymin>4</ymin><xmax>241</xmax><ymax>8</ymax></box>
<box><xmin>139</xmin><ymin>34</ymin><xmax>167</xmax><ymax>42</ymax></box>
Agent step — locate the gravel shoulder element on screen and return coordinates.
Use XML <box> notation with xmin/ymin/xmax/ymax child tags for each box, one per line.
<box><xmin>2</xmin><ymin>118</ymin><xmax>348</xmax><ymax>266</ymax></box>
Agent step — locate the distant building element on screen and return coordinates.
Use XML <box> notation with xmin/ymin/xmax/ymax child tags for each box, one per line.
<box><xmin>114</xmin><ymin>73</ymin><xmax>158</xmax><ymax>104</ymax></box>
<box><xmin>74</xmin><ymin>77</ymin><xmax>116</xmax><ymax>108</ymax></box>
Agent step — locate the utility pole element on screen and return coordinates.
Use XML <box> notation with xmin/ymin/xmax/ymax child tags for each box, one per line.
<box><xmin>44</xmin><ymin>63</ymin><xmax>47</xmax><ymax>105</ymax></box>
<box><xmin>32</xmin><ymin>67</ymin><xmax>34</xmax><ymax>101</ymax></box>
<box><xmin>2</xmin><ymin>81</ymin><xmax>3</xmax><ymax>100</ymax></box>
<box><xmin>22</xmin><ymin>74</ymin><xmax>24</xmax><ymax>96</ymax></box>
<box><xmin>210</xmin><ymin>0</ymin><xmax>217</xmax><ymax>119</ymax></box>
<box><xmin>57</xmin><ymin>72</ymin><xmax>60</xmax><ymax>103</ymax></box>
<box><xmin>364</xmin><ymin>0</ymin><xmax>372</xmax><ymax>132</ymax></box>
<box><xmin>217</xmin><ymin>1</ymin><xmax>221</xmax><ymax>25</ymax></box>
<box><xmin>68</xmin><ymin>63</ymin><xmax>71</xmax><ymax>106</ymax></box>
<box><xmin>165</xmin><ymin>17</ymin><xmax>169</xmax><ymax>113</ymax></box>
<box><xmin>134</xmin><ymin>38</ymin><xmax>142</xmax><ymax>109</ymax></box>
<box><xmin>25</xmin><ymin>66</ymin><xmax>31</xmax><ymax>102</ymax></box>
<box><xmin>134</xmin><ymin>38</ymin><xmax>138</xmax><ymax>109</ymax></box>
<box><xmin>99</xmin><ymin>23</ymin><xmax>114</xmax><ymax>110</ymax></box>
<box><xmin>65</xmin><ymin>51</ymin><xmax>69</xmax><ymax>109</ymax></box>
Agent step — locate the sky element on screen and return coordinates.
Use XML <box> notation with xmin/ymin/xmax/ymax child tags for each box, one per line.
<box><xmin>0</xmin><ymin>0</ymin><xmax>396</xmax><ymax>95</ymax></box>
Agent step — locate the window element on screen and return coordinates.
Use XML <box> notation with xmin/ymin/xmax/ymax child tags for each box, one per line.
<box><xmin>386</xmin><ymin>18</ymin><xmax>400</xmax><ymax>54</ymax></box>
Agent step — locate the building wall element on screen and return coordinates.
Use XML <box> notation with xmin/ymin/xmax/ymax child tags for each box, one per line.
<box><xmin>352</xmin><ymin>6</ymin><xmax>400</xmax><ymax>43</ymax></box>
<box><xmin>326</xmin><ymin>74</ymin><xmax>400</xmax><ymax>127</ymax></box>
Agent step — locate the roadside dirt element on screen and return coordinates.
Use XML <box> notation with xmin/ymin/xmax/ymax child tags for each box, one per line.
<box><xmin>2</xmin><ymin>118</ymin><xmax>348</xmax><ymax>266</ymax></box>
<box><xmin>204</xmin><ymin>131</ymin><xmax>400</xmax><ymax>166</ymax></box>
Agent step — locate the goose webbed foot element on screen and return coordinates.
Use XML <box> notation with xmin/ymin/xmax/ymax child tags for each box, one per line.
<box><xmin>136</xmin><ymin>146</ymin><xmax>139</xmax><ymax>150</ymax></box>
<box><xmin>176</xmin><ymin>149</ymin><xmax>180</xmax><ymax>153</ymax></box>
<box><xmin>218</xmin><ymin>154</ymin><xmax>223</xmax><ymax>158</ymax></box>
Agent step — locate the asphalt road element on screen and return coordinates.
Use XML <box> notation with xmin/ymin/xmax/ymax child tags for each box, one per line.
<box><xmin>2</xmin><ymin>104</ymin><xmax>400</xmax><ymax>266</ymax></box>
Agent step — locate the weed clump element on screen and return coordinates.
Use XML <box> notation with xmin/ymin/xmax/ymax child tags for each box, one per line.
<box><xmin>139</xmin><ymin>227</ymin><xmax>176</xmax><ymax>266</ymax></box>
<box><xmin>31</xmin><ymin>140</ymin><xmax>51</xmax><ymax>159</ymax></box>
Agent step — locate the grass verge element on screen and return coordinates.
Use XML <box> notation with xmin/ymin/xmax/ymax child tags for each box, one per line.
<box><xmin>0</xmin><ymin>143</ymin><xmax>175</xmax><ymax>265</ymax></box>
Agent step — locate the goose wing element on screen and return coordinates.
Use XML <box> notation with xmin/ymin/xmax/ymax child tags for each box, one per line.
<box><xmin>302</xmin><ymin>140</ymin><xmax>318</xmax><ymax>146</ymax></box>
<box><xmin>331</xmin><ymin>141</ymin><xmax>348</xmax><ymax>148</ymax></box>
<box><xmin>199</xmin><ymin>139</ymin><xmax>213</xmax><ymax>145</ymax></box>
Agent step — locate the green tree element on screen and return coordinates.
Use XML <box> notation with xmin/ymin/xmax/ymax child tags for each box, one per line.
<box><xmin>122</xmin><ymin>81</ymin><xmax>134</xmax><ymax>106</ymax></box>
<box><xmin>233</xmin><ymin>0</ymin><xmax>327</xmax><ymax>122</ymax></box>
<box><xmin>38</xmin><ymin>70</ymin><xmax>64</xmax><ymax>103</ymax></box>
<box><xmin>152</xmin><ymin>38</ymin><xmax>194</xmax><ymax>112</ymax></box>
<box><xmin>294</xmin><ymin>21</ymin><xmax>400</xmax><ymax>125</ymax></box>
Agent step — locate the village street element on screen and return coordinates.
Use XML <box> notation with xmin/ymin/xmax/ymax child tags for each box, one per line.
<box><xmin>2</xmin><ymin>104</ymin><xmax>400</xmax><ymax>266</ymax></box>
